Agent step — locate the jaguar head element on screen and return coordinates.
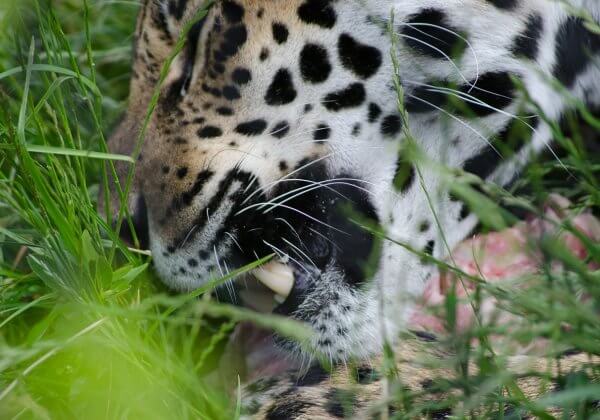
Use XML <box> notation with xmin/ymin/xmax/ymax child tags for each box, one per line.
<box><xmin>104</xmin><ymin>0</ymin><xmax>423</xmax><ymax>361</ymax></box>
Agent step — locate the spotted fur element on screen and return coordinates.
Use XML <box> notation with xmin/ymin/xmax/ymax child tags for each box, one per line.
<box><xmin>105</xmin><ymin>0</ymin><xmax>600</xmax><ymax>414</ymax></box>
<box><xmin>241</xmin><ymin>336</ymin><xmax>600</xmax><ymax>419</ymax></box>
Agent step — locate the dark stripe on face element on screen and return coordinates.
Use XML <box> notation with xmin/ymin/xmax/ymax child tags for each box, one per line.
<box><xmin>162</xmin><ymin>18</ymin><xmax>205</xmax><ymax>109</ymax></box>
<box><xmin>169</xmin><ymin>170</ymin><xmax>255</xmax><ymax>250</ymax></box>
<box><xmin>201</xmin><ymin>171</ymin><xmax>270</xmax><ymax>268</ymax></box>
<box><xmin>172</xmin><ymin>170</ymin><xmax>215</xmax><ymax>211</ymax></box>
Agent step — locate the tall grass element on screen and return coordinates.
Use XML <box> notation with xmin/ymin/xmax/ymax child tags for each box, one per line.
<box><xmin>0</xmin><ymin>0</ymin><xmax>598</xmax><ymax>419</ymax></box>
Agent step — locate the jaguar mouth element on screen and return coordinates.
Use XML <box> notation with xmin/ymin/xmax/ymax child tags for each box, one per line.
<box><xmin>253</xmin><ymin>262</ymin><xmax>295</xmax><ymax>302</ymax></box>
<box><xmin>237</xmin><ymin>261</ymin><xmax>316</xmax><ymax>315</ymax></box>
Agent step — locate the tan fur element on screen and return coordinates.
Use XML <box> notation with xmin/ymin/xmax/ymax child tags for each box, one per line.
<box><xmin>104</xmin><ymin>0</ymin><xmax>327</xmax><ymax>242</ymax></box>
<box><xmin>245</xmin><ymin>337</ymin><xmax>599</xmax><ymax>419</ymax></box>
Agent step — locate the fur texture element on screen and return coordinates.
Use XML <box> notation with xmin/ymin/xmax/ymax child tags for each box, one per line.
<box><xmin>106</xmin><ymin>0</ymin><xmax>600</xmax><ymax>379</ymax></box>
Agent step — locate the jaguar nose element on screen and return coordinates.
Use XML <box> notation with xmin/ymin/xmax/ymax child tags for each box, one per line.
<box><xmin>117</xmin><ymin>195</ymin><xmax>149</xmax><ymax>250</ymax></box>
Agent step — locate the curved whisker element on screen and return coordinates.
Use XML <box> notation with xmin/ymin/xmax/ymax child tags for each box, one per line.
<box><xmin>396</xmin><ymin>32</ymin><xmax>471</xmax><ymax>87</ymax></box>
<box><xmin>262</xmin><ymin>240</ymin><xmax>310</xmax><ymax>275</ymax></box>
<box><xmin>239</xmin><ymin>154</ymin><xmax>334</xmax><ymax>206</ymax></box>
<box><xmin>410</xmin><ymin>83</ymin><xmax>521</xmax><ymax>120</ymax></box>
<box><xmin>404</xmin><ymin>92</ymin><xmax>500</xmax><ymax>155</ymax></box>
<box><xmin>275</xmin><ymin>217</ymin><xmax>305</xmax><ymax>247</ymax></box>
<box><xmin>282</xmin><ymin>237</ymin><xmax>318</xmax><ymax>269</ymax></box>
<box><xmin>261</xmin><ymin>203</ymin><xmax>348</xmax><ymax>235</ymax></box>
<box><xmin>236</xmin><ymin>178</ymin><xmax>373</xmax><ymax>217</ymax></box>
<box><xmin>397</xmin><ymin>22</ymin><xmax>480</xmax><ymax>88</ymax></box>
<box><xmin>224</xmin><ymin>231</ymin><xmax>243</xmax><ymax>253</ymax></box>
<box><xmin>308</xmin><ymin>227</ymin><xmax>341</xmax><ymax>253</ymax></box>
<box><xmin>260</xmin><ymin>180</ymin><xmax>374</xmax><ymax>215</ymax></box>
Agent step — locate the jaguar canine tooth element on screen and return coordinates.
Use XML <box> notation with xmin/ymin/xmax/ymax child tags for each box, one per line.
<box><xmin>253</xmin><ymin>262</ymin><xmax>294</xmax><ymax>299</ymax></box>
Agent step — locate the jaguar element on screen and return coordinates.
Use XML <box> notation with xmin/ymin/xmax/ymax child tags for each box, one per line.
<box><xmin>104</xmin><ymin>0</ymin><xmax>600</xmax><ymax>417</ymax></box>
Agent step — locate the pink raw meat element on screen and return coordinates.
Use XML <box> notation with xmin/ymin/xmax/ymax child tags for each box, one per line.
<box><xmin>237</xmin><ymin>195</ymin><xmax>599</xmax><ymax>379</ymax></box>
<box><xmin>410</xmin><ymin>194</ymin><xmax>600</xmax><ymax>334</ymax></box>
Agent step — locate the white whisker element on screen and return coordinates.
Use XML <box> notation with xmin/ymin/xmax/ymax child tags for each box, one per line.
<box><xmin>213</xmin><ymin>245</ymin><xmax>236</xmax><ymax>304</ymax></box>
<box><xmin>397</xmin><ymin>22</ymin><xmax>480</xmax><ymax>89</ymax></box>
<box><xmin>262</xmin><ymin>240</ymin><xmax>310</xmax><ymax>275</ymax></box>
<box><xmin>275</xmin><ymin>217</ymin><xmax>305</xmax><ymax>247</ymax></box>
<box><xmin>224</xmin><ymin>231</ymin><xmax>243</xmax><ymax>253</ymax></box>
<box><xmin>260</xmin><ymin>203</ymin><xmax>347</xmax><ymax>235</ymax></box>
<box><xmin>308</xmin><ymin>227</ymin><xmax>340</xmax><ymax>253</ymax></box>
<box><xmin>237</xmin><ymin>178</ymin><xmax>372</xmax><ymax>216</ymax></box>
<box><xmin>396</xmin><ymin>32</ymin><xmax>471</xmax><ymax>86</ymax></box>
<box><xmin>405</xmin><ymin>80</ymin><xmax>520</xmax><ymax>119</ymax></box>
<box><xmin>282</xmin><ymin>237</ymin><xmax>318</xmax><ymax>269</ymax></box>
<box><xmin>404</xmin><ymin>92</ymin><xmax>500</xmax><ymax>154</ymax></box>
<box><xmin>179</xmin><ymin>225</ymin><xmax>199</xmax><ymax>249</ymax></box>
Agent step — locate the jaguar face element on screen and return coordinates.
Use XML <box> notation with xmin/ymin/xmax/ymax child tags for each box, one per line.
<box><xmin>106</xmin><ymin>0</ymin><xmax>430</xmax><ymax>360</ymax></box>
